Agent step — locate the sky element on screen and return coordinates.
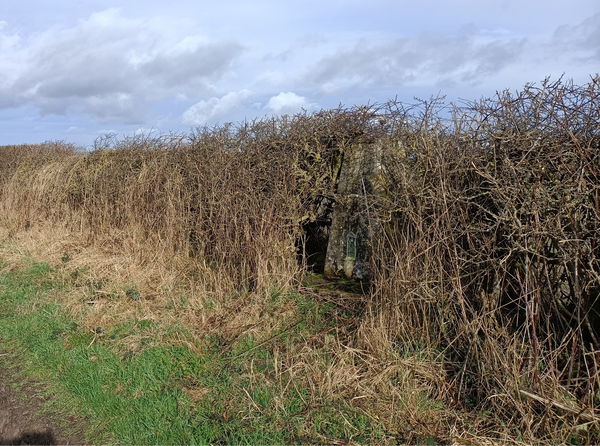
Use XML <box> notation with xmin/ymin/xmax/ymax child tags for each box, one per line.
<box><xmin>0</xmin><ymin>1</ymin><xmax>598</xmax><ymax>147</ymax></box>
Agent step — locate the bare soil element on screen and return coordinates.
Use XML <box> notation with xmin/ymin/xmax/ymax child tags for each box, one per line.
<box><xmin>0</xmin><ymin>360</ymin><xmax>86</xmax><ymax>445</ymax></box>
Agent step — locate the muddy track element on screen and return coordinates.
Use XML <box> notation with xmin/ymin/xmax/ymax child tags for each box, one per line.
<box><xmin>0</xmin><ymin>358</ymin><xmax>86</xmax><ymax>446</ymax></box>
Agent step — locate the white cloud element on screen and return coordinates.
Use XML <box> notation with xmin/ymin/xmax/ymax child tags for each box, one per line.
<box><xmin>182</xmin><ymin>89</ymin><xmax>252</xmax><ymax>126</ymax></box>
<box><xmin>0</xmin><ymin>2</ymin><xmax>598</xmax><ymax>145</ymax></box>
<box><xmin>266</xmin><ymin>92</ymin><xmax>308</xmax><ymax>114</ymax></box>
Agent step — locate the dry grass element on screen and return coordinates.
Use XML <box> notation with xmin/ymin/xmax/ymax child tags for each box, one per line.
<box><xmin>0</xmin><ymin>77</ymin><xmax>598</xmax><ymax>444</ymax></box>
<box><xmin>367</xmin><ymin>78</ymin><xmax>600</xmax><ymax>443</ymax></box>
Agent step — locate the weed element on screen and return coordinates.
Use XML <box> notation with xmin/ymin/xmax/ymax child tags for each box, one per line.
<box><xmin>124</xmin><ymin>286</ymin><xmax>141</xmax><ymax>301</ymax></box>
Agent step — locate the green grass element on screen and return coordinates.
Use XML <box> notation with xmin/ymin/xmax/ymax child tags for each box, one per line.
<box><xmin>0</xmin><ymin>261</ymin><xmax>209</xmax><ymax>444</ymax></box>
<box><xmin>0</xmin><ymin>260</ymin><xmax>385</xmax><ymax>445</ymax></box>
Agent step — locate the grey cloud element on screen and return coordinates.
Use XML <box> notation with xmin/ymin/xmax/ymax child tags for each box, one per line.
<box><xmin>308</xmin><ymin>30</ymin><xmax>526</xmax><ymax>92</ymax></box>
<box><xmin>465</xmin><ymin>38</ymin><xmax>527</xmax><ymax>81</ymax></box>
<box><xmin>33</xmin><ymin>93</ymin><xmax>141</xmax><ymax>124</ymax></box>
<box><xmin>0</xmin><ymin>9</ymin><xmax>243</xmax><ymax>122</ymax></box>
<box><xmin>553</xmin><ymin>12</ymin><xmax>600</xmax><ymax>61</ymax></box>
<box><xmin>140</xmin><ymin>42</ymin><xmax>243</xmax><ymax>85</ymax></box>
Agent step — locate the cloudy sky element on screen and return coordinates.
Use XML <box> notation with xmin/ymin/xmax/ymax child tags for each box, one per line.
<box><xmin>0</xmin><ymin>1</ymin><xmax>598</xmax><ymax>146</ymax></box>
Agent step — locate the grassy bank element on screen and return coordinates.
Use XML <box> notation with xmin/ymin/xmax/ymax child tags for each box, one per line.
<box><xmin>1</xmin><ymin>255</ymin><xmax>427</xmax><ymax>444</ymax></box>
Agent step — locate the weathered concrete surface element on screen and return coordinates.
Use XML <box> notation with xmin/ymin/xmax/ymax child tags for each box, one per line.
<box><xmin>324</xmin><ymin>142</ymin><xmax>381</xmax><ymax>280</ymax></box>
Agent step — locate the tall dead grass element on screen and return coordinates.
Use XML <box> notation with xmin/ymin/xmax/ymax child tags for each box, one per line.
<box><xmin>0</xmin><ymin>142</ymin><xmax>78</xmax><ymax>188</ymax></box>
<box><xmin>1</xmin><ymin>135</ymin><xmax>299</xmax><ymax>299</ymax></box>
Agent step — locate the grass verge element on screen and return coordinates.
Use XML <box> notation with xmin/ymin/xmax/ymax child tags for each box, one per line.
<box><xmin>0</xmin><ymin>260</ymin><xmax>396</xmax><ymax>444</ymax></box>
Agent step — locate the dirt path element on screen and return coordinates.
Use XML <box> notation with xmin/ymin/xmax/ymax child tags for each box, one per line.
<box><xmin>0</xmin><ymin>359</ymin><xmax>86</xmax><ymax>445</ymax></box>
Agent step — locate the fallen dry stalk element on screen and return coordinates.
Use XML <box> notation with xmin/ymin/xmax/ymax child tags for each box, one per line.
<box><xmin>518</xmin><ymin>389</ymin><xmax>599</xmax><ymax>422</ymax></box>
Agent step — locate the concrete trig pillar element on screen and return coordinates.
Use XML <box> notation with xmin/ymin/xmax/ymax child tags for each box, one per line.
<box><xmin>324</xmin><ymin>141</ymin><xmax>382</xmax><ymax>280</ymax></box>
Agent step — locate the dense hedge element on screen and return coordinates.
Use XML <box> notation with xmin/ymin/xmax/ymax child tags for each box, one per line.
<box><xmin>1</xmin><ymin>77</ymin><xmax>598</xmax><ymax>442</ymax></box>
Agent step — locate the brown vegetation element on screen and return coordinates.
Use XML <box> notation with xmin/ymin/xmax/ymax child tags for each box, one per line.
<box><xmin>364</xmin><ymin>78</ymin><xmax>600</xmax><ymax>442</ymax></box>
<box><xmin>0</xmin><ymin>77</ymin><xmax>598</xmax><ymax>443</ymax></box>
